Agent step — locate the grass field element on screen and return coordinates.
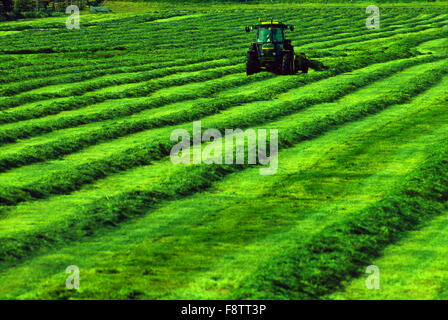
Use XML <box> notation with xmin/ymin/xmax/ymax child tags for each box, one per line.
<box><xmin>0</xmin><ymin>1</ymin><xmax>447</xmax><ymax>300</ymax></box>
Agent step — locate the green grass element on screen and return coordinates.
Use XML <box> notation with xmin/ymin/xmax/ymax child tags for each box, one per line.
<box><xmin>0</xmin><ymin>72</ymin><xmax>447</xmax><ymax>299</ymax></box>
<box><xmin>330</xmin><ymin>208</ymin><xmax>448</xmax><ymax>300</ymax></box>
<box><xmin>1</xmin><ymin>55</ymin><xmax>444</xmax><ymax>206</ymax></box>
<box><xmin>0</xmin><ymin>57</ymin><xmax>446</xmax><ymax>265</ymax></box>
<box><xmin>0</xmin><ymin>2</ymin><xmax>447</xmax><ymax>300</ymax></box>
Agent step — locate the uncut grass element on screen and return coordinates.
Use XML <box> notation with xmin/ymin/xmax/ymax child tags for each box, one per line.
<box><xmin>0</xmin><ymin>55</ymin><xmax>444</xmax><ymax>205</ymax></box>
<box><xmin>0</xmin><ymin>78</ymin><xmax>447</xmax><ymax>299</ymax></box>
<box><xmin>0</xmin><ymin>61</ymin><xmax>447</xmax><ymax>264</ymax></box>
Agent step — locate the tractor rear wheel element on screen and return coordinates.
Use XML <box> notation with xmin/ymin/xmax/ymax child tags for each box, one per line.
<box><xmin>281</xmin><ymin>53</ymin><xmax>294</xmax><ymax>75</ymax></box>
<box><xmin>246</xmin><ymin>52</ymin><xmax>259</xmax><ymax>75</ymax></box>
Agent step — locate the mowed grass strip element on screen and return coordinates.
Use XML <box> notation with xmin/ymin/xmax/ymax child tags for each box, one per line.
<box><xmin>0</xmin><ymin>71</ymin><xmax>275</xmax><ymax>145</ymax></box>
<box><xmin>0</xmin><ymin>57</ymin><xmax>241</xmax><ymax>114</ymax></box>
<box><xmin>0</xmin><ymin>51</ymin><xmax>398</xmax><ymax>160</ymax></box>
<box><xmin>298</xmin><ymin>16</ymin><xmax>448</xmax><ymax>51</ymax></box>
<box><xmin>0</xmin><ymin>8</ymin><xmax>444</xmax><ymax>108</ymax></box>
<box><xmin>0</xmin><ymin>56</ymin><xmax>226</xmax><ymax>97</ymax></box>
<box><xmin>0</xmin><ymin>61</ymin><xmax>243</xmax><ymax>124</ymax></box>
<box><xmin>329</xmin><ymin>207</ymin><xmax>448</xmax><ymax>300</ymax></box>
<box><xmin>233</xmin><ymin>132</ymin><xmax>448</xmax><ymax>299</ymax></box>
<box><xmin>2</xmin><ymin>24</ymin><xmax>446</xmax><ymax>156</ymax></box>
<box><xmin>0</xmin><ymin>55</ymin><xmax>188</xmax><ymax>85</ymax></box>
<box><xmin>0</xmin><ymin>60</ymin><xmax>447</xmax><ymax>264</ymax></box>
<box><xmin>0</xmin><ymin>74</ymin><xmax>447</xmax><ymax>299</ymax></box>
<box><xmin>0</xmin><ymin>55</ymin><xmax>443</xmax><ymax>206</ymax></box>
<box><xmin>0</xmin><ymin>70</ymin><xmax>274</xmax><ymax>159</ymax></box>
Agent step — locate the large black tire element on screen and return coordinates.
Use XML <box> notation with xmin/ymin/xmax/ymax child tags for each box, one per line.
<box><xmin>301</xmin><ymin>60</ymin><xmax>309</xmax><ymax>74</ymax></box>
<box><xmin>281</xmin><ymin>53</ymin><xmax>294</xmax><ymax>75</ymax></box>
<box><xmin>296</xmin><ymin>53</ymin><xmax>309</xmax><ymax>74</ymax></box>
<box><xmin>246</xmin><ymin>52</ymin><xmax>259</xmax><ymax>75</ymax></box>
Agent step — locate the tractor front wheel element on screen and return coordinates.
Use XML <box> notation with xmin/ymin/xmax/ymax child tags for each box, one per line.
<box><xmin>296</xmin><ymin>53</ymin><xmax>309</xmax><ymax>74</ymax></box>
<box><xmin>246</xmin><ymin>52</ymin><xmax>259</xmax><ymax>75</ymax></box>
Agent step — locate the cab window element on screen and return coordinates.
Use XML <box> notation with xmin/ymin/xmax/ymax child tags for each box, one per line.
<box><xmin>272</xmin><ymin>28</ymin><xmax>284</xmax><ymax>42</ymax></box>
<box><xmin>257</xmin><ymin>27</ymin><xmax>284</xmax><ymax>42</ymax></box>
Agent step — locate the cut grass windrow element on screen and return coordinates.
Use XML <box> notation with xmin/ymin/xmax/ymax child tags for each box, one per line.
<box><xmin>0</xmin><ymin>60</ymin><xmax>446</xmax><ymax>261</ymax></box>
<box><xmin>0</xmin><ymin>55</ymin><xmax>443</xmax><ymax>205</ymax></box>
<box><xmin>0</xmin><ymin>54</ymin><xmax>344</xmax><ymax>145</ymax></box>
<box><xmin>3</xmin><ymin>12</ymin><xmax>443</xmax><ymax>100</ymax></box>
<box><xmin>294</xmin><ymin>13</ymin><xmax>440</xmax><ymax>47</ymax></box>
<box><xmin>0</xmin><ymin>52</ymin><xmax>376</xmax><ymax>146</ymax></box>
<box><xmin>0</xmin><ymin>72</ymin><xmax>274</xmax><ymax>145</ymax></box>
<box><xmin>0</xmin><ymin>63</ymin><xmax>243</xmax><ymax>124</ymax></box>
<box><xmin>0</xmin><ymin>58</ymin><xmax>241</xmax><ymax>114</ymax></box>
<box><xmin>330</xmin><ymin>210</ymin><xmax>448</xmax><ymax>300</ymax></box>
<box><xmin>232</xmin><ymin>136</ymin><xmax>448</xmax><ymax>300</ymax></box>
<box><xmin>0</xmin><ymin>5</ymin><xmax>447</xmax><ymax>300</ymax></box>
<box><xmin>0</xmin><ymin>37</ymin><xmax>443</xmax><ymax>161</ymax></box>
<box><xmin>299</xmin><ymin>19</ymin><xmax>448</xmax><ymax>51</ymax></box>
<box><xmin>1</xmin><ymin>55</ymin><xmax>446</xmax><ymax>205</ymax></box>
<box><xmin>0</xmin><ymin>71</ymin><xmax>446</xmax><ymax>299</ymax></box>
<box><xmin>0</xmin><ymin>56</ymin><xmax>233</xmax><ymax>97</ymax></box>
<box><xmin>0</xmin><ymin>55</ymin><xmax>181</xmax><ymax>85</ymax></box>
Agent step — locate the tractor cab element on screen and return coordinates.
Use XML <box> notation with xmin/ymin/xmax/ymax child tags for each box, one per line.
<box><xmin>246</xmin><ymin>20</ymin><xmax>293</xmax><ymax>61</ymax></box>
<box><xmin>256</xmin><ymin>24</ymin><xmax>285</xmax><ymax>43</ymax></box>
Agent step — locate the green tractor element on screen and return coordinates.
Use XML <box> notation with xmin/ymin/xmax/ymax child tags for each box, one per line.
<box><xmin>245</xmin><ymin>18</ymin><xmax>319</xmax><ymax>75</ymax></box>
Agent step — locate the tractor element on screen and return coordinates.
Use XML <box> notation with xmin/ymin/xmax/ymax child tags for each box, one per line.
<box><xmin>245</xmin><ymin>18</ymin><xmax>324</xmax><ymax>75</ymax></box>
